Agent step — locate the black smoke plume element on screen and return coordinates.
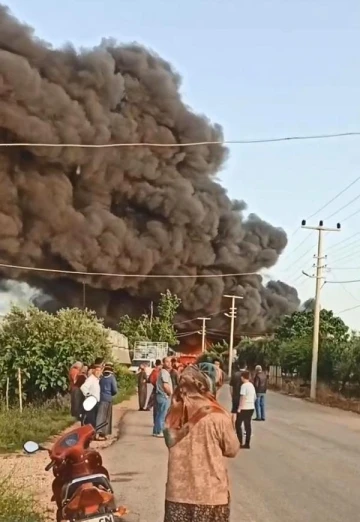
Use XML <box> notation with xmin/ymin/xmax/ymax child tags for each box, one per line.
<box><xmin>0</xmin><ymin>5</ymin><xmax>299</xmax><ymax>332</ymax></box>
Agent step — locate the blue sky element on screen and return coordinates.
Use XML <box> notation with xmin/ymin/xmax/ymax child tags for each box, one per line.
<box><xmin>5</xmin><ymin>0</ymin><xmax>360</xmax><ymax>328</ymax></box>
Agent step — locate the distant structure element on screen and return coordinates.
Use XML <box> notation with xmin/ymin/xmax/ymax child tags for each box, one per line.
<box><xmin>108</xmin><ymin>330</ymin><xmax>131</xmax><ymax>365</ymax></box>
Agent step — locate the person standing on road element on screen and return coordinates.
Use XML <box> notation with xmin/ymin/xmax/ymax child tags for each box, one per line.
<box><xmin>170</xmin><ymin>358</ymin><xmax>180</xmax><ymax>389</ymax></box>
<box><xmin>153</xmin><ymin>357</ymin><xmax>173</xmax><ymax>438</ymax></box>
<box><xmin>146</xmin><ymin>358</ymin><xmax>162</xmax><ymax>413</ymax></box>
<box><xmin>69</xmin><ymin>361</ymin><xmax>84</xmax><ymax>421</ymax></box>
<box><xmin>214</xmin><ymin>359</ymin><xmax>225</xmax><ymax>398</ymax></box>
<box><xmin>254</xmin><ymin>365</ymin><xmax>268</xmax><ymax>421</ymax></box>
<box><xmin>80</xmin><ymin>364</ymin><xmax>103</xmax><ymax>428</ymax></box>
<box><xmin>163</xmin><ymin>364</ymin><xmax>239</xmax><ymax>522</ymax></box>
<box><xmin>137</xmin><ymin>364</ymin><xmax>149</xmax><ymax>411</ymax></box>
<box><xmin>236</xmin><ymin>370</ymin><xmax>256</xmax><ymax>449</ymax></box>
<box><xmin>229</xmin><ymin>364</ymin><xmax>244</xmax><ymax>427</ymax></box>
<box><xmin>96</xmin><ymin>363</ymin><xmax>118</xmax><ymax>440</ymax></box>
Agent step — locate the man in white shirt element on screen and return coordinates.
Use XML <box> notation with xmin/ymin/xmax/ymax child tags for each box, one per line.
<box><xmin>236</xmin><ymin>370</ymin><xmax>256</xmax><ymax>449</ymax></box>
<box><xmin>80</xmin><ymin>364</ymin><xmax>102</xmax><ymax>427</ymax></box>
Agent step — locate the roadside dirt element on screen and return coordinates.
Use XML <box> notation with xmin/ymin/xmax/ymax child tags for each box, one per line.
<box><xmin>0</xmin><ymin>395</ymin><xmax>137</xmax><ymax>520</ymax></box>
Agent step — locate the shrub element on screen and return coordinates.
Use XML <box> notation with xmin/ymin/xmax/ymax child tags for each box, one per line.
<box><xmin>0</xmin><ymin>477</ymin><xmax>44</xmax><ymax>522</ymax></box>
<box><xmin>113</xmin><ymin>364</ymin><xmax>136</xmax><ymax>404</ymax></box>
<box><xmin>0</xmin><ymin>306</ymin><xmax>110</xmax><ymax>403</ymax></box>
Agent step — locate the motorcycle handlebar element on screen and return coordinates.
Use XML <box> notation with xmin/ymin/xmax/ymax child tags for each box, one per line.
<box><xmin>45</xmin><ymin>460</ymin><xmax>55</xmax><ymax>472</ymax></box>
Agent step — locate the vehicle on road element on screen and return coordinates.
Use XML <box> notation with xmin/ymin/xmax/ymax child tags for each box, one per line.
<box><xmin>23</xmin><ymin>396</ymin><xmax>128</xmax><ymax>522</ymax></box>
<box><xmin>129</xmin><ymin>341</ymin><xmax>168</xmax><ymax>376</ymax></box>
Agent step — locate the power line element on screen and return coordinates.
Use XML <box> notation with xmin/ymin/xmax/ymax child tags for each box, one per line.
<box><xmin>0</xmin><ymin>262</ymin><xmax>259</xmax><ymax>279</ymax></box>
<box><xmin>174</xmin><ymin>309</ymin><xmax>227</xmax><ymax>326</ymax></box>
<box><xmin>283</xmin><ymin>175</ymin><xmax>360</xmax><ymax>249</ymax></box>
<box><xmin>329</xmin><ymin>245</ymin><xmax>360</xmax><ymax>266</ymax></box>
<box><xmin>308</xmin><ymin>175</ymin><xmax>360</xmax><ymax>220</ymax></box>
<box><xmin>326</xmin><ymin>233</ymin><xmax>360</xmax><ymax>254</ymax></box>
<box><xmin>1</xmin><ymin>132</ymin><xmax>360</xmax><ymax>149</ymax></box>
<box><xmin>328</xmin><ymin>273</ymin><xmax>360</xmax><ymax>304</ymax></box>
<box><xmin>337</xmin><ymin>303</ymin><xmax>360</xmax><ymax>314</ymax></box>
<box><xmin>326</xmin><ymin>278</ymin><xmax>360</xmax><ymax>284</ymax></box>
<box><xmin>324</xmin><ymin>192</ymin><xmax>360</xmax><ymax>220</ymax></box>
<box><xmin>330</xmin><ymin>267</ymin><xmax>360</xmax><ymax>270</ymax></box>
<box><xmin>341</xmin><ymin>206</ymin><xmax>360</xmax><ymax>223</ymax></box>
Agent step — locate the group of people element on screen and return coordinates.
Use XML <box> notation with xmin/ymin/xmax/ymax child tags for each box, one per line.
<box><xmin>137</xmin><ymin>357</ymin><xmax>225</xmax><ymax>438</ymax></box>
<box><xmin>68</xmin><ymin>358</ymin><xmax>118</xmax><ymax>440</ymax></box>
<box><xmin>133</xmin><ymin>359</ymin><xmax>267</xmax><ymax>522</ymax></box>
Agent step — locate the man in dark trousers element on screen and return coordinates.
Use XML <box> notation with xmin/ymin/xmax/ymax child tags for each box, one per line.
<box><xmin>229</xmin><ymin>363</ymin><xmax>246</xmax><ymax>428</ymax></box>
<box><xmin>236</xmin><ymin>370</ymin><xmax>256</xmax><ymax>449</ymax></box>
<box><xmin>254</xmin><ymin>364</ymin><xmax>268</xmax><ymax>421</ymax></box>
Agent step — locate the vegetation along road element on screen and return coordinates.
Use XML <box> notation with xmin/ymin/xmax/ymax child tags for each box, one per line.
<box><xmin>104</xmin><ymin>388</ymin><xmax>360</xmax><ymax>522</ymax></box>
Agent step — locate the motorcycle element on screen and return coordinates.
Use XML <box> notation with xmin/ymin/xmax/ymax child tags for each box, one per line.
<box><xmin>23</xmin><ymin>395</ymin><xmax>128</xmax><ymax>522</ymax></box>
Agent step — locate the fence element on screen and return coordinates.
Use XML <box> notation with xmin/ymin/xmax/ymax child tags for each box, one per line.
<box><xmin>1</xmin><ymin>369</ymin><xmax>23</xmax><ymax>412</ymax></box>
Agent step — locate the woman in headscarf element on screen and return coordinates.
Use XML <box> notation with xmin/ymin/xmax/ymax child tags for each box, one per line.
<box><xmin>96</xmin><ymin>363</ymin><xmax>118</xmax><ymax>440</ymax></box>
<box><xmin>163</xmin><ymin>364</ymin><xmax>239</xmax><ymax>522</ymax></box>
<box><xmin>137</xmin><ymin>364</ymin><xmax>148</xmax><ymax>411</ymax></box>
<box><xmin>69</xmin><ymin>361</ymin><xmax>84</xmax><ymax>421</ymax></box>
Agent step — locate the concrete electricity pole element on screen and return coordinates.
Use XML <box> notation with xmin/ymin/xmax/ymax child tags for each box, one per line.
<box><xmin>197</xmin><ymin>317</ymin><xmax>211</xmax><ymax>352</ymax></box>
<box><xmin>224</xmin><ymin>295</ymin><xmax>243</xmax><ymax>378</ymax></box>
<box><xmin>301</xmin><ymin>220</ymin><xmax>341</xmax><ymax>400</ymax></box>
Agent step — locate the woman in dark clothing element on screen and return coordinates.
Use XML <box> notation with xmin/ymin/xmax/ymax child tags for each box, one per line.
<box><xmin>69</xmin><ymin>361</ymin><xmax>85</xmax><ymax>421</ymax></box>
<box><xmin>137</xmin><ymin>364</ymin><xmax>148</xmax><ymax>411</ymax></box>
<box><xmin>96</xmin><ymin>363</ymin><xmax>118</xmax><ymax>440</ymax></box>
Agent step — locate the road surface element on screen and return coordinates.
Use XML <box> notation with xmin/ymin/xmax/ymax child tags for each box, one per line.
<box><xmin>103</xmin><ymin>389</ymin><xmax>360</xmax><ymax>522</ymax></box>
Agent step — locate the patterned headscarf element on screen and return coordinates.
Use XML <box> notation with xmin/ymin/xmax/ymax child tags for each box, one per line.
<box><xmin>164</xmin><ymin>364</ymin><xmax>226</xmax><ymax>448</ymax></box>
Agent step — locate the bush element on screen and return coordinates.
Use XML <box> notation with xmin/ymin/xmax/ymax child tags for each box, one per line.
<box><xmin>113</xmin><ymin>364</ymin><xmax>136</xmax><ymax>404</ymax></box>
<box><xmin>0</xmin><ymin>478</ymin><xmax>44</xmax><ymax>522</ymax></box>
<box><xmin>0</xmin><ymin>306</ymin><xmax>110</xmax><ymax>403</ymax></box>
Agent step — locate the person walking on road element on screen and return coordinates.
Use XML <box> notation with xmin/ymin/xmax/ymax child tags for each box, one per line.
<box><xmin>254</xmin><ymin>364</ymin><xmax>268</xmax><ymax>421</ymax></box>
<box><xmin>137</xmin><ymin>364</ymin><xmax>148</xmax><ymax>411</ymax></box>
<box><xmin>153</xmin><ymin>357</ymin><xmax>173</xmax><ymax>438</ymax></box>
<box><xmin>163</xmin><ymin>364</ymin><xmax>239</xmax><ymax>522</ymax></box>
<box><xmin>236</xmin><ymin>370</ymin><xmax>256</xmax><ymax>449</ymax></box>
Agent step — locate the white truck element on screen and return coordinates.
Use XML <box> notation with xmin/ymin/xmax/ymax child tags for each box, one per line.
<box><xmin>129</xmin><ymin>341</ymin><xmax>168</xmax><ymax>376</ymax></box>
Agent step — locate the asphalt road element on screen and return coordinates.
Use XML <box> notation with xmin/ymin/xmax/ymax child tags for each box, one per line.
<box><xmin>103</xmin><ymin>389</ymin><xmax>360</xmax><ymax>522</ymax></box>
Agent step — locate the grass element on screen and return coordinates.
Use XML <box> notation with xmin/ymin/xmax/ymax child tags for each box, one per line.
<box><xmin>0</xmin><ymin>478</ymin><xmax>44</xmax><ymax>522</ymax></box>
<box><xmin>0</xmin><ymin>405</ymin><xmax>73</xmax><ymax>453</ymax></box>
<box><xmin>0</xmin><ymin>370</ymin><xmax>136</xmax><ymax>453</ymax></box>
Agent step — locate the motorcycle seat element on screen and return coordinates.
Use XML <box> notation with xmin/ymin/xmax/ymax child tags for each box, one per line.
<box><xmin>65</xmin><ymin>483</ymin><xmax>113</xmax><ymax>515</ymax></box>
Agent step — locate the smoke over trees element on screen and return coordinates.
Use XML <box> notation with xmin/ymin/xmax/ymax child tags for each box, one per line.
<box><xmin>0</xmin><ymin>5</ymin><xmax>299</xmax><ymax>332</ymax></box>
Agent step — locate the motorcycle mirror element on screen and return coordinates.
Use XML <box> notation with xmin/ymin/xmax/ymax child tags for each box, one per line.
<box><xmin>23</xmin><ymin>441</ymin><xmax>40</xmax><ymax>454</ymax></box>
<box><xmin>83</xmin><ymin>395</ymin><xmax>98</xmax><ymax>412</ymax></box>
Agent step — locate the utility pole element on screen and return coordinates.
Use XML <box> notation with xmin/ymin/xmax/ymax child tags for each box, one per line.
<box><xmin>224</xmin><ymin>295</ymin><xmax>243</xmax><ymax>378</ymax></box>
<box><xmin>197</xmin><ymin>317</ymin><xmax>211</xmax><ymax>352</ymax></box>
<box><xmin>301</xmin><ymin>220</ymin><xmax>341</xmax><ymax>400</ymax></box>
<box><xmin>82</xmin><ymin>282</ymin><xmax>86</xmax><ymax>309</ymax></box>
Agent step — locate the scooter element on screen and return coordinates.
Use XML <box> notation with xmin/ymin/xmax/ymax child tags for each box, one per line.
<box><xmin>23</xmin><ymin>395</ymin><xmax>128</xmax><ymax>522</ymax></box>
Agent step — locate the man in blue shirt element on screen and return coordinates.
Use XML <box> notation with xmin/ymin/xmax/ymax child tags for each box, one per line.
<box><xmin>153</xmin><ymin>357</ymin><xmax>173</xmax><ymax>437</ymax></box>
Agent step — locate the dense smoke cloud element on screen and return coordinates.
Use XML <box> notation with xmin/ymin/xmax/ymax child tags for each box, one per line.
<box><xmin>0</xmin><ymin>5</ymin><xmax>299</xmax><ymax>332</ymax></box>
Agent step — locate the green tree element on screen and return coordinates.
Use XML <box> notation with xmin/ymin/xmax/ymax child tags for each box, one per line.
<box><xmin>275</xmin><ymin>309</ymin><xmax>349</xmax><ymax>344</ymax></box>
<box><xmin>0</xmin><ymin>306</ymin><xmax>110</xmax><ymax>403</ymax></box>
<box><xmin>118</xmin><ymin>290</ymin><xmax>181</xmax><ymax>349</ymax></box>
<box><xmin>278</xmin><ymin>336</ymin><xmax>312</xmax><ymax>379</ymax></box>
<box><xmin>236</xmin><ymin>337</ymin><xmax>280</xmax><ymax>370</ymax></box>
